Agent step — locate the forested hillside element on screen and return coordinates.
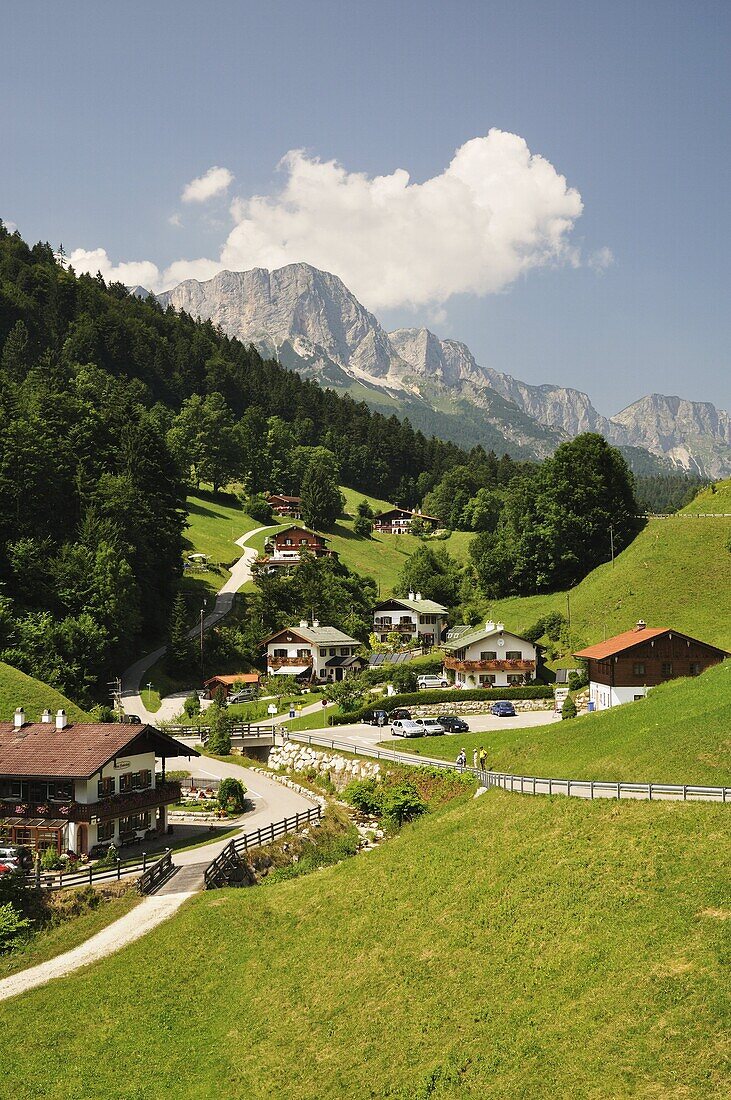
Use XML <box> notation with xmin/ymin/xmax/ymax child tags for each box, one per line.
<box><xmin>0</xmin><ymin>225</ymin><xmax>482</xmax><ymax>701</ymax></box>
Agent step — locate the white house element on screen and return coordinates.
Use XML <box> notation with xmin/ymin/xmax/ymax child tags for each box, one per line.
<box><xmin>264</xmin><ymin>621</ymin><xmax>364</xmax><ymax>682</ymax></box>
<box><xmin>442</xmin><ymin>621</ymin><xmax>539</xmax><ymax>688</ymax></box>
<box><xmin>0</xmin><ymin>709</ymin><xmax>197</xmax><ymax>857</ymax></box>
<box><xmin>372</xmin><ymin>593</ymin><xmax>448</xmax><ymax>647</ymax></box>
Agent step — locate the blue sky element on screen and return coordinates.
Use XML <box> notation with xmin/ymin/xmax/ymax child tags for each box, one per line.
<box><xmin>2</xmin><ymin>1</ymin><xmax>729</xmax><ymax>414</ymax></box>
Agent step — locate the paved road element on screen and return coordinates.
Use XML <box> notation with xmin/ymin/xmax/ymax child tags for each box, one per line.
<box><xmin>120</xmin><ymin>525</ymin><xmax>273</xmax><ymax>724</ymax></box>
<box><xmin>0</xmin><ymin>760</ymin><xmax>317</xmax><ymax>1002</ymax></box>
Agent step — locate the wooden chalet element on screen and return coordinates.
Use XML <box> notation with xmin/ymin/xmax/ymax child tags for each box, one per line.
<box><xmin>266</xmin><ymin>494</ymin><xmax>302</xmax><ymax>519</ymax></box>
<box><xmin>0</xmin><ymin>709</ymin><xmax>197</xmax><ymax>856</ymax></box>
<box><xmin>203</xmin><ymin>673</ymin><xmax>260</xmax><ymax>700</ymax></box>
<box><xmin>372</xmin><ymin>507</ymin><xmax>441</xmax><ymax>534</ymax></box>
<box><xmin>574</xmin><ymin>620</ymin><xmax>729</xmax><ymax>710</ymax></box>
<box><xmin>259</xmin><ymin>526</ymin><xmax>337</xmax><ymax>572</ymax></box>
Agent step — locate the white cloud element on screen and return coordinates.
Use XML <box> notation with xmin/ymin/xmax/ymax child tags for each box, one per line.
<box><xmin>69</xmin><ymin>132</ymin><xmax>591</xmax><ymax>304</ymax></box>
<box><xmin>181</xmin><ymin>165</ymin><xmax>233</xmax><ymax>204</ymax></box>
<box><xmin>588</xmin><ymin>245</ymin><xmax>614</xmax><ymax>272</ymax></box>
<box><xmin>221</xmin><ymin>130</ymin><xmax>583</xmax><ymax>310</ymax></box>
<box><xmin>168</xmin><ymin>212</ymin><xmax>183</xmax><ymax>228</ymax></box>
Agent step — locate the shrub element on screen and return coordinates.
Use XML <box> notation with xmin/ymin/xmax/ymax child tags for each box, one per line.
<box><xmin>218</xmin><ymin>777</ymin><xmax>247</xmax><ymax>812</ymax></box>
<box><xmin>206</xmin><ymin>703</ymin><xmax>232</xmax><ymax>754</ymax></box>
<box><xmin>381</xmin><ymin>782</ymin><xmax>427</xmax><ymax>829</ymax></box>
<box><xmin>568</xmin><ymin>669</ymin><xmax>588</xmax><ymax>691</ymax></box>
<box><xmin>41</xmin><ymin>846</ymin><xmax>63</xmax><ymax>871</ymax></box>
<box><xmin>561</xmin><ymin>695</ymin><xmax>578</xmax><ymax>720</ymax></box>
<box><xmin>343</xmin><ymin>778</ymin><xmax>383</xmax><ymax>816</ymax></box>
<box><xmin>0</xmin><ymin>902</ymin><xmax>31</xmax><ymax>953</ymax></box>
<box><xmin>353</xmin><ymin>515</ymin><xmax>373</xmax><ymax>538</ymax></box>
<box><xmin>183</xmin><ymin>693</ymin><xmax>201</xmax><ymax>719</ymax></box>
<box><xmin>245</xmin><ymin>494</ymin><xmax>273</xmax><ymax>523</ymax></box>
<box><xmin>335</xmin><ymin>684</ymin><xmax>554</xmax><ymax>724</ymax></box>
<box><xmin>95</xmin><ymin>845</ymin><xmax>118</xmax><ymax>869</ymax></box>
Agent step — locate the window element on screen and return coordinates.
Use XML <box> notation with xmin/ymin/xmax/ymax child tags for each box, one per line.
<box><xmin>661</xmin><ymin>662</ymin><xmax>673</xmax><ymax>677</ymax></box>
<box><xmin>319</xmin><ymin>648</ymin><xmax>327</xmax><ymax>657</ymax></box>
<box><xmin>329</xmin><ymin>648</ymin><xmax>337</xmax><ymax>656</ymax></box>
<box><xmin>273</xmin><ymin>648</ymin><xmax>288</xmax><ymax>658</ymax></box>
<box><xmin>97</xmin><ymin>820</ymin><xmax>114</xmax><ymax>842</ymax></box>
<box><xmin>97</xmin><ymin>776</ymin><xmax>115</xmax><ymax>798</ymax></box>
<box><xmin>689</xmin><ymin>662</ymin><xmax>702</xmax><ymax>675</ymax></box>
<box><xmin>340</xmin><ymin>647</ymin><xmax>351</xmax><ymax>656</ymax></box>
<box><xmin>131</xmin><ymin>770</ymin><xmax>151</xmax><ymax>790</ymax></box>
<box><xmin>28</xmin><ymin>781</ymin><xmax>46</xmax><ymax>803</ymax></box>
<box><xmin>284</xmin><ymin>538</ymin><xmax>293</xmax><ymax>546</ymax></box>
<box><xmin>48</xmin><ymin>781</ymin><xmax>72</xmax><ymax>801</ymax></box>
<box><xmin>507</xmin><ymin>674</ymin><xmax>523</xmax><ymax>684</ymax></box>
<box><xmin>505</xmin><ymin>651</ymin><xmax>522</xmax><ymax>660</ymax></box>
<box><xmin>297</xmin><ymin>648</ymin><xmax>310</xmax><ymax>659</ymax></box>
<box><xmin>480</xmin><ymin>651</ymin><xmax>497</xmax><ymax>661</ymax></box>
<box><xmin>299</xmin><ymin>538</ymin><xmax>307</xmax><ymax>546</ymax></box>
<box><xmin>479</xmin><ymin>674</ymin><xmax>496</xmax><ymax>685</ymax></box>
<box><xmin>633</xmin><ymin>663</ymin><xmax>645</xmax><ymax>676</ymax></box>
<box><xmin>0</xmin><ymin>779</ymin><xmax>22</xmax><ymax>800</ymax></box>
<box><xmin>633</xmin><ymin>695</ymin><xmax>644</xmax><ymax>702</ymax></box>
<box><xmin>119</xmin><ymin>773</ymin><xmax>133</xmax><ymax>793</ymax></box>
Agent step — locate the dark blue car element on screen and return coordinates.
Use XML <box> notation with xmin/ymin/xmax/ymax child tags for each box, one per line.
<box><xmin>490</xmin><ymin>700</ymin><xmax>516</xmax><ymax>718</ymax></box>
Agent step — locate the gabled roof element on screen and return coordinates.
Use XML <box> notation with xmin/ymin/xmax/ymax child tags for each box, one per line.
<box><xmin>264</xmin><ymin>625</ymin><xmax>360</xmax><ymax>647</ymax></box>
<box><xmin>375</xmin><ymin>597</ymin><xmax>447</xmax><ymax>615</ymax></box>
<box><xmin>443</xmin><ymin>623</ymin><xmax>535</xmax><ymax>652</ymax></box>
<box><xmin>204</xmin><ymin>673</ymin><xmax>260</xmax><ymax>686</ymax></box>
<box><xmin>573</xmin><ymin>627</ymin><xmax>729</xmax><ymax>661</ymax></box>
<box><xmin>269</xmin><ymin>525</ymin><xmax>328</xmax><ymax>542</ymax></box>
<box><xmin>374</xmin><ymin>507</ymin><xmax>441</xmax><ymax>523</ymax></box>
<box><xmin>0</xmin><ymin>723</ymin><xmax>198</xmax><ymax>780</ymax></box>
<box><xmin>267</xmin><ymin>494</ymin><xmax>301</xmax><ymax>504</ymax></box>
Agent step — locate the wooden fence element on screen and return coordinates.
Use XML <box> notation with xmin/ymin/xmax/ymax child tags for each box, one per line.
<box><xmin>25</xmin><ymin>848</ymin><xmax>173</xmax><ymax>892</ymax></box>
<box><xmin>204</xmin><ymin>806</ymin><xmax>322</xmax><ymax>889</ymax></box>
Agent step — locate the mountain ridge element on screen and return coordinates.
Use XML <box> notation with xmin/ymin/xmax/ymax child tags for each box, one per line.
<box><xmin>154</xmin><ymin>263</ymin><xmax>731</xmax><ymax>476</ymax></box>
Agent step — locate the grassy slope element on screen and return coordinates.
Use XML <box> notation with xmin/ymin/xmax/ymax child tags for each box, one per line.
<box><xmin>484</xmin><ymin>480</ymin><xmax>731</xmax><ymax>652</ymax></box>
<box><xmin>0</xmin><ymin>662</ymin><xmax>90</xmax><ymax>723</ymax></box>
<box><xmin>1</xmin><ymin>792</ymin><xmax>729</xmax><ymax>1098</ymax></box>
<box><xmin>388</xmin><ymin>659</ymin><xmax>731</xmax><ymax>785</ymax></box>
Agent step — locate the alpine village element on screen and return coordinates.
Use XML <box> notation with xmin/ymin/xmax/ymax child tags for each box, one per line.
<box><xmin>1</xmin><ymin>7</ymin><xmax>731</xmax><ymax>1098</ymax></box>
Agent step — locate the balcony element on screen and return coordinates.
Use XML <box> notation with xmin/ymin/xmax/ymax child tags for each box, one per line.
<box><xmin>444</xmin><ymin>656</ymin><xmax>535</xmax><ymax>673</ymax></box>
<box><xmin>2</xmin><ymin>781</ymin><xmax>182</xmax><ymax>824</ymax></box>
<box><xmin>373</xmin><ymin>619</ymin><xmax>416</xmax><ymax>631</ymax></box>
<box><xmin>268</xmin><ymin>655</ymin><xmax>314</xmax><ymax>670</ymax></box>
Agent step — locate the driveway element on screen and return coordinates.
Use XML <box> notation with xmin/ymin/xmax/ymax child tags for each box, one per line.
<box><xmin>120</xmin><ymin>525</ymin><xmax>273</xmax><ymax>724</ymax></box>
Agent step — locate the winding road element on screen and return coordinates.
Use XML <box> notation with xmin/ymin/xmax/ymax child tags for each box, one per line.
<box><xmin>121</xmin><ymin>525</ymin><xmax>273</xmax><ymax>724</ymax></box>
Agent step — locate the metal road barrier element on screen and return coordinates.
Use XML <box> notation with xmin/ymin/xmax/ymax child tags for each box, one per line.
<box><xmin>290</xmin><ymin>732</ymin><xmax>731</xmax><ymax>804</ymax></box>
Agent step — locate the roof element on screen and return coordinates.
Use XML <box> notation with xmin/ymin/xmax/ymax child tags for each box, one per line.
<box><xmin>264</xmin><ymin>625</ymin><xmax>360</xmax><ymax>647</ymax></box>
<box><xmin>374</xmin><ymin>508</ymin><xmax>441</xmax><ymax>523</ymax></box>
<box><xmin>269</xmin><ymin>525</ymin><xmax>327</xmax><ymax>542</ymax></box>
<box><xmin>367</xmin><ymin>651</ymin><xmax>419</xmax><ymax>668</ymax></box>
<box><xmin>204</xmin><ymin>673</ymin><xmax>260</xmax><ymax>686</ymax></box>
<box><xmin>573</xmin><ymin>627</ymin><xmax>729</xmax><ymax>661</ymax></box>
<box><xmin>375</xmin><ymin>597</ymin><xmax>447</xmax><ymax>614</ymax></box>
<box><xmin>445</xmin><ymin>624</ymin><xmax>474</xmax><ymax>642</ymax></box>
<box><xmin>267</xmin><ymin>494</ymin><xmax>301</xmax><ymax>504</ymax></box>
<box><xmin>444</xmin><ymin>622</ymin><xmax>537</xmax><ymax>652</ymax></box>
<box><xmin>325</xmin><ymin>655</ymin><xmax>365</xmax><ymax>668</ymax></box>
<box><xmin>0</xmin><ymin>723</ymin><xmax>199</xmax><ymax>780</ymax></box>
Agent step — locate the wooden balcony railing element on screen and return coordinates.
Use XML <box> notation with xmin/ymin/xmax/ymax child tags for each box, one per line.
<box><xmin>2</xmin><ymin>781</ymin><xmax>182</xmax><ymax>825</ymax></box>
<box><xmin>373</xmin><ymin>619</ymin><xmax>416</xmax><ymax>631</ymax></box>
<box><xmin>268</xmin><ymin>655</ymin><xmax>314</xmax><ymax>670</ymax></box>
<box><xmin>444</xmin><ymin>657</ymin><xmax>536</xmax><ymax>673</ymax></box>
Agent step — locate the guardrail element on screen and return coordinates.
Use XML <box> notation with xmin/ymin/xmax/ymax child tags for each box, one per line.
<box><xmin>24</xmin><ymin>848</ymin><xmax>173</xmax><ymax>892</ymax></box>
<box><xmin>204</xmin><ymin>805</ymin><xmax>322</xmax><ymax>889</ymax></box>
<box><xmin>290</xmin><ymin>732</ymin><xmax>731</xmax><ymax>804</ymax></box>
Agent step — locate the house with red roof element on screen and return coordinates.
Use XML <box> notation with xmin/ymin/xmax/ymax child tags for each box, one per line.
<box><xmin>574</xmin><ymin>620</ymin><xmax>729</xmax><ymax>711</ymax></box>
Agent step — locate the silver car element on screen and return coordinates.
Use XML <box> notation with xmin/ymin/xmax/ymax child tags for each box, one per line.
<box><xmin>390</xmin><ymin>719</ymin><xmax>425</xmax><ymax>738</ymax></box>
<box><xmin>413</xmin><ymin>717</ymin><xmax>445</xmax><ymax>736</ymax></box>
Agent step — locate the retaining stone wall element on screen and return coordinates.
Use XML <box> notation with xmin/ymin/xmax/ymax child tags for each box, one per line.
<box><xmin>404</xmin><ymin>698</ymin><xmax>554</xmax><ymax>716</ymax></box>
<box><xmin>269</xmin><ymin>741</ymin><xmax>381</xmax><ymax>792</ymax></box>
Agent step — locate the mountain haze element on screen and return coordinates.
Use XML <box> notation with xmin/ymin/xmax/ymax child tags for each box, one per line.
<box><xmin>156</xmin><ymin>263</ymin><xmax>731</xmax><ymax>476</ymax></box>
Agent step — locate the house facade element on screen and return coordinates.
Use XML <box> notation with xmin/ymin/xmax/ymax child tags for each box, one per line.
<box><xmin>574</xmin><ymin>621</ymin><xmax>729</xmax><ymax>710</ymax></box>
<box><xmin>443</xmin><ymin>621</ymin><xmax>539</xmax><ymax>688</ymax></box>
<box><xmin>372</xmin><ymin>507</ymin><xmax>441</xmax><ymax>534</ymax></box>
<box><xmin>203</xmin><ymin>673</ymin><xmax>260</xmax><ymax>700</ymax></box>
<box><xmin>266</xmin><ymin>494</ymin><xmax>302</xmax><ymax>519</ymax></box>
<box><xmin>0</xmin><ymin>710</ymin><xmax>197</xmax><ymax>856</ymax></box>
<box><xmin>259</xmin><ymin>526</ymin><xmax>336</xmax><ymax>572</ymax></box>
<box><xmin>264</xmin><ymin>621</ymin><xmax>364</xmax><ymax>682</ymax></box>
<box><xmin>372</xmin><ymin>593</ymin><xmax>448</xmax><ymax>647</ymax></box>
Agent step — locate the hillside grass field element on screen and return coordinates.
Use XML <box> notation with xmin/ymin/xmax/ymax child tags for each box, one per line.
<box><xmin>0</xmin><ymin>661</ymin><xmax>90</xmax><ymax>723</ymax></box>
<box><xmin>482</xmin><ymin>480</ymin><xmax>731</xmax><ymax>652</ymax></box>
<box><xmin>1</xmin><ymin>790</ymin><xmax>729</xmax><ymax>1098</ymax></box>
<box><xmin>388</xmin><ymin>660</ymin><xmax>731</xmax><ymax>785</ymax></box>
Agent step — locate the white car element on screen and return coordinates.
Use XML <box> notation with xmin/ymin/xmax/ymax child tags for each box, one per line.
<box><xmin>416</xmin><ymin>674</ymin><xmax>449</xmax><ymax>690</ymax></box>
<box><xmin>390</xmin><ymin>719</ymin><xmax>425</xmax><ymax>738</ymax></box>
<box><xmin>413</xmin><ymin>717</ymin><xmax>445</xmax><ymax>736</ymax></box>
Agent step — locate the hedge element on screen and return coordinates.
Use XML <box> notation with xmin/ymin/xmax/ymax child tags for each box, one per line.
<box><xmin>331</xmin><ymin>684</ymin><xmax>554</xmax><ymax>725</ymax></box>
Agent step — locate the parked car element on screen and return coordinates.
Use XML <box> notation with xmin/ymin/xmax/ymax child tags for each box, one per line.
<box><xmin>490</xmin><ymin>700</ymin><xmax>516</xmax><ymax>718</ymax></box>
<box><xmin>366</xmin><ymin>709</ymin><xmax>389</xmax><ymax>726</ymax></box>
<box><xmin>416</xmin><ymin>675</ymin><xmax>449</xmax><ymax>691</ymax></box>
<box><xmin>390</xmin><ymin>719</ymin><xmax>425</xmax><ymax>738</ymax></box>
<box><xmin>390</xmin><ymin>707</ymin><xmax>412</xmax><ymax>721</ymax></box>
<box><xmin>413</xmin><ymin>717</ymin><xmax>445</xmax><ymax>736</ymax></box>
<box><xmin>123</xmin><ymin>713</ymin><xmax>142</xmax><ymax>724</ymax></box>
<box><xmin>438</xmin><ymin>715</ymin><xmax>470</xmax><ymax>733</ymax></box>
<box><xmin>0</xmin><ymin>845</ymin><xmax>32</xmax><ymax>870</ymax></box>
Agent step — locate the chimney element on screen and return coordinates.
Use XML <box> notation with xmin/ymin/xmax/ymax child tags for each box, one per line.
<box><xmin>485</xmin><ymin>620</ymin><xmax>495</xmax><ymax>632</ymax></box>
<box><xmin>41</xmin><ymin>709</ymin><xmax>52</xmax><ymax>724</ymax></box>
<box><xmin>312</xmin><ymin>618</ymin><xmax>320</xmax><ymax>629</ymax></box>
<box><xmin>408</xmin><ymin>590</ymin><xmax>415</xmax><ymax>601</ymax></box>
<box><xmin>415</xmin><ymin>592</ymin><xmax>422</xmax><ymax>602</ymax></box>
<box><xmin>299</xmin><ymin>620</ymin><xmax>308</xmax><ymax>629</ymax></box>
<box><xmin>635</xmin><ymin>619</ymin><xmax>647</xmax><ymax>632</ymax></box>
<box><xmin>55</xmin><ymin>709</ymin><xmax>68</xmax><ymax>731</ymax></box>
<box><xmin>496</xmin><ymin>622</ymin><xmax>504</xmax><ymax>632</ymax></box>
<box><xmin>13</xmin><ymin>707</ymin><xmax>25</xmax><ymax>729</ymax></box>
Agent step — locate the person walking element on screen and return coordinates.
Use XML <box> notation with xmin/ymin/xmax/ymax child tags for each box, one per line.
<box><xmin>478</xmin><ymin>746</ymin><xmax>487</xmax><ymax>771</ymax></box>
<box><xmin>472</xmin><ymin>749</ymin><xmax>478</xmax><ymax>769</ymax></box>
<box><xmin>456</xmin><ymin>748</ymin><xmax>466</xmax><ymax>771</ymax></box>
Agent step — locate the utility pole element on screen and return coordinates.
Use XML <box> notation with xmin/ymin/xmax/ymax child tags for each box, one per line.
<box><xmin>200</xmin><ymin>599</ymin><xmax>207</xmax><ymax>669</ymax></box>
<box><xmin>566</xmin><ymin>591</ymin><xmax>571</xmax><ymax>637</ymax></box>
<box><xmin>609</xmin><ymin>524</ymin><xmax>615</xmax><ymax>568</ymax></box>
